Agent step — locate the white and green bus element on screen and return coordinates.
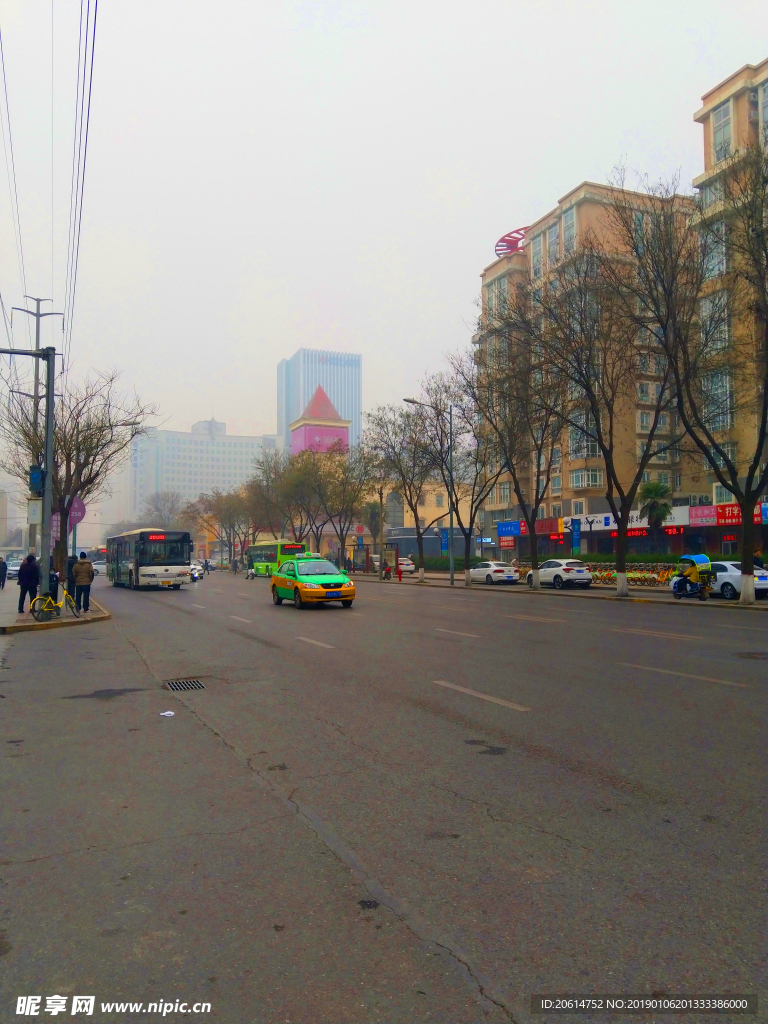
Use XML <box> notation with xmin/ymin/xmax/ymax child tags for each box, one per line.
<box><xmin>247</xmin><ymin>539</ymin><xmax>306</xmax><ymax>576</ymax></box>
<box><xmin>107</xmin><ymin>529</ymin><xmax>193</xmax><ymax>590</ymax></box>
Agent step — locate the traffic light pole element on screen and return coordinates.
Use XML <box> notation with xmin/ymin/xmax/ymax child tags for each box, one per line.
<box><xmin>0</xmin><ymin>346</ymin><xmax>57</xmax><ymax>596</ymax></box>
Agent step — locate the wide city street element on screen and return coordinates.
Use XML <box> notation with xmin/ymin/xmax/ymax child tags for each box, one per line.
<box><xmin>1</xmin><ymin>573</ymin><xmax>763</xmax><ymax>1023</ymax></box>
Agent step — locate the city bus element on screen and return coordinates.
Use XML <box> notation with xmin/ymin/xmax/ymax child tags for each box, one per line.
<box><xmin>107</xmin><ymin>529</ymin><xmax>193</xmax><ymax>589</ymax></box>
<box><xmin>247</xmin><ymin>539</ymin><xmax>306</xmax><ymax>576</ymax></box>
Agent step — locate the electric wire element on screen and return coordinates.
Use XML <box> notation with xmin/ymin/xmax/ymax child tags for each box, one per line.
<box><xmin>62</xmin><ymin>0</ymin><xmax>98</xmax><ymax>373</ymax></box>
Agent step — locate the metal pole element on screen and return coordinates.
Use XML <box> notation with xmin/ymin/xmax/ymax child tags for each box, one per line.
<box><xmin>38</xmin><ymin>348</ymin><xmax>56</xmax><ymax>597</ymax></box>
<box><xmin>448</xmin><ymin>404</ymin><xmax>454</xmax><ymax>586</ymax></box>
<box><xmin>378</xmin><ymin>484</ymin><xmax>384</xmax><ymax>582</ymax></box>
<box><xmin>72</xmin><ymin>523</ymin><xmax>77</xmax><ymax>558</ymax></box>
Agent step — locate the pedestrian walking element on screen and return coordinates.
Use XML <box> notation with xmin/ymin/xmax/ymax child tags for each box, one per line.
<box><xmin>0</xmin><ymin>556</ymin><xmax>7</xmax><ymax>590</ymax></box>
<box><xmin>203</xmin><ymin>558</ymin><xmax>210</xmax><ymax>575</ymax></box>
<box><xmin>17</xmin><ymin>554</ymin><xmax>41</xmax><ymax>614</ymax></box>
<box><xmin>232</xmin><ymin>558</ymin><xmax>239</xmax><ymax>574</ymax></box>
<box><xmin>72</xmin><ymin>551</ymin><xmax>95</xmax><ymax>613</ymax></box>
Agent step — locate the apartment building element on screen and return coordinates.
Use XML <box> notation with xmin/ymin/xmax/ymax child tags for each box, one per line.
<box><xmin>475</xmin><ymin>57</ymin><xmax>768</xmax><ymax>559</ymax></box>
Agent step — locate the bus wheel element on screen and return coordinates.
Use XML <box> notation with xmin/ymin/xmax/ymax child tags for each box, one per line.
<box><xmin>293</xmin><ymin>588</ymin><xmax>304</xmax><ymax>610</ymax></box>
<box><xmin>172</xmin><ymin>584</ymin><xmax>181</xmax><ymax>590</ymax></box>
<box><xmin>272</xmin><ymin>586</ymin><xmax>282</xmax><ymax>605</ymax></box>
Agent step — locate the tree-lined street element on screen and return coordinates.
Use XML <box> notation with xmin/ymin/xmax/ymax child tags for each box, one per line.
<box><xmin>1</xmin><ymin>577</ymin><xmax>762</xmax><ymax>1022</ymax></box>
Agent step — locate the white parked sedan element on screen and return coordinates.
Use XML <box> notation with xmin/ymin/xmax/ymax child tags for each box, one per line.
<box><xmin>470</xmin><ymin>561</ymin><xmax>520</xmax><ymax>585</ymax></box>
<box><xmin>91</xmin><ymin>561</ymin><xmax>107</xmax><ymax>576</ymax></box>
<box><xmin>526</xmin><ymin>558</ymin><xmax>592</xmax><ymax>589</ymax></box>
<box><xmin>668</xmin><ymin>560</ymin><xmax>768</xmax><ymax>600</ymax></box>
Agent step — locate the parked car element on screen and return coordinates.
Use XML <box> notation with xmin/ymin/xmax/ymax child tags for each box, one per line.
<box><xmin>470</xmin><ymin>561</ymin><xmax>520</xmax><ymax>585</ymax></box>
<box><xmin>6</xmin><ymin>560</ymin><xmax>22</xmax><ymax>580</ymax></box>
<box><xmin>668</xmin><ymin>560</ymin><xmax>768</xmax><ymax>600</ymax></box>
<box><xmin>91</xmin><ymin>561</ymin><xmax>107</xmax><ymax>576</ymax></box>
<box><xmin>526</xmin><ymin>559</ymin><xmax>592</xmax><ymax>589</ymax></box>
<box><xmin>398</xmin><ymin>557</ymin><xmax>416</xmax><ymax>574</ymax></box>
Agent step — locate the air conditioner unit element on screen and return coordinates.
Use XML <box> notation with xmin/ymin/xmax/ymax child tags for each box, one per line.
<box><xmin>689</xmin><ymin>495</ymin><xmax>698</xmax><ymax>505</ymax></box>
<box><xmin>748</xmin><ymin>90</ymin><xmax>759</xmax><ymax>103</ymax></box>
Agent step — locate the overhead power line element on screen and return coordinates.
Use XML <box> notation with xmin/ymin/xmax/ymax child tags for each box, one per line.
<box><xmin>62</xmin><ymin>0</ymin><xmax>99</xmax><ymax>372</ymax></box>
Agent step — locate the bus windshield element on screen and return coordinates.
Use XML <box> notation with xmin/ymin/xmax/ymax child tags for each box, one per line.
<box><xmin>139</xmin><ymin>540</ymin><xmax>190</xmax><ymax>566</ymax></box>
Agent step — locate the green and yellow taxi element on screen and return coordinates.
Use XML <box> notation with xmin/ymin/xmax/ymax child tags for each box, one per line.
<box><xmin>271</xmin><ymin>554</ymin><xmax>356</xmax><ymax>609</ymax></box>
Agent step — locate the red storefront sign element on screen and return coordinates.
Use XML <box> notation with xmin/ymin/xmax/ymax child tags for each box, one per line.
<box><xmin>499</xmin><ymin>536</ymin><xmax>515</xmax><ymax>549</ymax></box>
<box><xmin>689</xmin><ymin>503</ymin><xmax>762</xmax><ymax>527</ymax></box>
<box><xmin>534</xmin><ymin>517</ymin><xmax>559</xmax><ymax>535</ymax></box>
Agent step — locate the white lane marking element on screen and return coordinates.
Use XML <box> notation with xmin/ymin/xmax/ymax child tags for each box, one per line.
<box><xmin>506</xmin><ymin>614</ymin><xmax>565</xmax><ymax>623</ymax></box>
<box><xmin>230</xmin><ymin>616</ymin><xmax>252</xmax><ymax>624</ymax></box>
<box><xmin>434</xmin><ymin>628</ymin><xmax>479</xmax><ymax>638</ymax></box>
<box><xmin>722</xmin><ymin>624</ymin><xmax>768</xmax><ymax>632</ymax></box>
<box><xmin>434</xmin><ymin>680</ymin><xmax>532</xmax><ymax>713</ymax></box>
<box><xmin>213</xmin><ymin>588</ymin><xmax>222</xmax><ymax>593</ymax></box>
<box><xmin>617</xmin><ymin>663</ymin><xmax>747</xmax><ymax>689</ymax></box>
<box><xmin>192</xmin><ymin>604</ymin><xmax>206</xmax><ymax>609</ymax></box>
<box><xmin>612</xmin><ymin>627</ymin><xmax>704</xmax><ymax>641</ymax></box>
<box><xmin>348</xmin><ymin>612</ymin><xmax>363</xmax><ymax>617</ymax></box>
<box><xmin>295</xmin><ymin>636</ymin><xmax>335</xmax><ymax>649</ymax></box>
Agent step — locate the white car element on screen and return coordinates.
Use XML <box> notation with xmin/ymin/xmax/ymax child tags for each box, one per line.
<box><xmin>398</xmin><ymin>557</ymin><xmax>417</xmax><ymax>574</ymax></box>
<box><xmin>190</xmin><ymin>561</ymin><xmax>205</xmax><ymax>581</ymax></box>
<box><xmin>91</xmin><ymin>561</ymin><xmax>107</xmax><ymax>576</ymax></box>
<box><xmin>526</xmin><ymin>558</ymin><xmax>592</xmax><ymax>589</ymax></box>
<box><xmin>471</xmin><ymin>561</ymin><xmax>520</xmax><ymax>585</ymax></box>
<box><xmin>668</xmin><ymin>560</ymin><xmax>768</xmax><ymax>600</ymax></box>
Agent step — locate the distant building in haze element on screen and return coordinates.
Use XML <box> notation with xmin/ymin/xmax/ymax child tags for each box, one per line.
<box><xmin>289</xmin><ymin>386</ymin><xmax>351</xmax><ymax>454</ymax></box>
<box><xmin>277</xmin><ymin>348</ymin><xmax>362</xmax><ymax>449</ymax></box>
<box><xmin>126</xmin><ymin>418</ymin><xmax>275</xmax><ymax>520</ymax></box>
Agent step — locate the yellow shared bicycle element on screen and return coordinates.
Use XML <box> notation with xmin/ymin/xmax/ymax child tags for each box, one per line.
<box><xmin>30</xmin><ymin>589</ymin><xmax>80</xmax><ymax>622</ymax></box>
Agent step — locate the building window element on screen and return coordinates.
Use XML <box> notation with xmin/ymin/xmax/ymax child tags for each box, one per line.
<box><xmin>700</xmin><ymin>291</ymin><xmax>730</xmax><ymax>352</ymax></box>
<box><xmin>712</xmin><ymin>100</ymin><xmax>731</xmax><ymax>163</ymax></box>
<box><xmin>499</xmin><ymin>481</ymin><xmax>510</xmax><ymax>504</ymax></box>
<box><xmin>639</xmin><ymin>411</ymin><xmax>650</xmax><ymax>431</ymax></box>
<box><xmin>674</xmin><ymin>473</ymin><xmax>682</xmax><ymax>490</ymax></box>
<box><xmin>536</xmin><ymin>505</ymin><xmax>547</xmax><ymax>519</ymax></box>
<box><xmin>634</xmin><ymin>211</ymin><xmax>645</xmax><ymax>254</ymax></box>
<box><xmin>492</xmin><ymin>510</ymin><xmax>501</xmax><ymax>523</ymax></box>
<box><xmin>435</xmin><ymin>493</ymin><xmax>444</xmax><ymax>508</ymax></box>
<box><xmin>547</xmin><ymin>222</ymin><xmax>559</xmax><ymax>266</ymax></box>
<box><xmin>658</xmin><ymin>413</ymin><xmax>668</xmax><ymax>429</ymax></box>
<box><xmin>703</xmin><ymin>370</ymin><xmax>734</xmax><ymax>430</ymax></box>
<box><xmin>710</xmin><ymin>441</ymin><xmax>736</xmax><ymax>468</ymax></box>
<box><xmin>703</xmin><ymin>221</ymin><xmax>727</xmax><ymax>280</ymax></box>
<box><xmin>638</xmin><ymin>382</ymin><xmax>650</xmax><ymax>402</ymax></box>
<box><xmin>641</xmin><ymin>471</ymin><xmax>651</xmax><ymax>483</ymax></box>
<box><xmin>551</xmin><ymin>504</ymin><xmax>562</xmax><ymax>519</ymax></box>
<box><xmin>572</xmin><ymin>500</ymin><xmax>584</xmax><ymax>515</ymax></box>
<box><xmin>570</xmin><ymin>468</ymin><xmax>603</xmax><ymax>488</ymax></box>
<box><xmin>486</xmin><ymin>485</ymin><xmax>496</xmax><ymax>505</ymax></box>
<box><xmin>551</xmin><ymin>446</ymin><xmax>561</xmax><ymax>466</ymax></box>
<box><xmin>531</xmin><ymin>234</ymin><xmax>542</xmax><ymax>279</ymax></box>
<box><xmin>715</xmin><ymin>484</ymin><xmax>733</xmax><ymax>504</ymax></box>
<box><xmin>418</xmin><ymin>491</ymin><xmax>426</xmax><ymax>506</ymax></box>
<box><xmin>562</xmin><ymin>207</ymin><xmax>575</xmax><ymax>255</ymax></box>
<box><xmin>568</xmin><ymin>411</ymin><xmax>599</xmax><ymax>459</ymax></box>
<box><xmin>551</xmin><ymin>475</ymin><xmax>562</xmax><ymax>494</ymax></box>
<box><xmin>701</xmin><ymin>179</ymin><xmax>723</xmax><ymax>208</ymax></box>
<box><xmin>762</xmin><ymin>80</ymin><xmax>768</xmax><ymax>143</ymax></box>
<box><xmin>657</xmin><ymin>472</ymin><xmax>670</xmax><ymax>486</ymax></box>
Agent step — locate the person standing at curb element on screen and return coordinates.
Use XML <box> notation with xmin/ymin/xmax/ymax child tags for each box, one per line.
<box><xmin>17</xmin><ymin>554</ymin><xmax>40</xmax><ymax>614</ymax></box>
<box><xmin>0</xmin><ymin>556</ymin><xmax>7</xmax><ymax>590</ymax></box>
<box><xmin>72</xmin><ymin>551</ymin><xmax>95</xmax><ymax>614</ymax></box>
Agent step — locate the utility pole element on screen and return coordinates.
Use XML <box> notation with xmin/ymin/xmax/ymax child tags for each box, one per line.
<box><xmin>11</xmin><ymin>298</ymin><xmax>63</xmax><ymax>552</ymax></box>
<box><xmin>0</xmin><ymin>346</ymin><xmax>57</xmax><ymax>596</ymax></box>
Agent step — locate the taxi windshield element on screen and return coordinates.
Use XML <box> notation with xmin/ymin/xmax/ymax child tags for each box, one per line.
<box><xmin>297</xmin><ymin>559</ymin><xmax>340</xmax><ymax>576</ymax></box>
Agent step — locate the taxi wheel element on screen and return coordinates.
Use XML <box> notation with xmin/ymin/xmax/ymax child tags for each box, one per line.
<box><xmin>341</xmin><ymin>599</ymin><xmax>353</xmax><ymax>608</ymax></box>
<box><xmin>172</xmin><ymin>584</ymin><xmax>181</xmax><ymax>590</ymax></box>
<box><xmin>293</xmin><ymin>588</ymin><xmax>304</xmax><ymax>609</ymax></box>
<box><xmin>271</xmin><ymin>586</ymin><xmax>282</xmax><ymax>605</ymax></box>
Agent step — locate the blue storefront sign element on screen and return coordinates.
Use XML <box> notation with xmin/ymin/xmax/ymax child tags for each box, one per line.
<box><xmin>571</xmin><ymin>517</ymin><xmax>581</xmax><ymax>552</ymax></box>
<box><xmin>357</xmin><ymin>536</ymin><xmax>364</xmax><ymax>548</ymax></box>
<box><xmin>441</xmin><ymin>528</ymin><xmax>448</xmax><ymax>553</ymax></box>
<box><xmin>497</xmin><ymin>520</ymin><xmax>521</xmax><ymax>537</ymax></box>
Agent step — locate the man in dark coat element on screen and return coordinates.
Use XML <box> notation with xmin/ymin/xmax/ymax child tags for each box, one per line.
<box><xmin>17</xmin><ymin>555</ymin><xmax>41</xmax><ymax>614</ymax></box>
<box><xmin>0</xmin><ymin>557</ymin><xmax>7</xmax><ymax>590</ymax></box>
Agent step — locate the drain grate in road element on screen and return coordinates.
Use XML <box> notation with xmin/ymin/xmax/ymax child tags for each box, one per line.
<box><xmin>736</xmin><ymin>652</ymin><xmax>768</xmax><ymax>661</ymax></box>
<box><xmin>164</xmin><ymin>678</ymin><xmax>206</xmax><ymax>691</ymax></box>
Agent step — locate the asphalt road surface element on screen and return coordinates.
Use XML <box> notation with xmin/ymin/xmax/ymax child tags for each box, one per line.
<box><xmin>1</xmin><ymin>573</ymin><xmax>764</xmax><ymax>1023</ymax></box>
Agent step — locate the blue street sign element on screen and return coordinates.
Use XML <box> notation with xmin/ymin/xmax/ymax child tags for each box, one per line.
<box><xmin>357</xmin><ymin>536</ymin><xmax>364</xmax><ymax>548</ymax></box>
<box><xmin>571</xmin><ymin>517</ymin><xmax>581</xmax><ymax>551</ymax></box>
<box><xmin>440</xmin><ymin>528</ymin><xmax>448</xmax><ymax>553</ymax></box>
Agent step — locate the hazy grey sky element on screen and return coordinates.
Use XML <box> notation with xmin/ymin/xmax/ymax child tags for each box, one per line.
<box><xmin>0</xmin><ymin>0</ymin><xmax>764</xmax><ymax>441</ymax></box>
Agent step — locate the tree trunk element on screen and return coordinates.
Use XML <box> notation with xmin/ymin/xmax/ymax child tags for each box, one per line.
<box><xmin>528</xmin><ymin>522</ymin><xmax>541</xmax><ymax>590</ymax></box>
<box><xmin>615</xmin><ymin>513</ymin><xmax>629</xmax><ymax>597</ymax></box>
<box><xmin>416</xmin><ymin>531</ymin><xmax>425</xmax><ymax>582</ymax></box>
<box><xmin>740</xmin><ymin>504</ymin><xmax>756</xmax><ymax>606</ymax></box>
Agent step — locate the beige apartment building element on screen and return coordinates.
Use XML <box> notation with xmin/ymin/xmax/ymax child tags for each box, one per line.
<box><xmin>475</xmin><ymin>58</ymin><xmax>768</xmax><ymax>560</ymax></box>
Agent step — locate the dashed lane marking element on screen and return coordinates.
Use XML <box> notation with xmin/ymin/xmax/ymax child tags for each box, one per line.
<box><xmin>505</xmin><ymin>614</ymin><xmax>565</xmax><ymax>623</ymax></box>
<box><xmin>617</xmin><ymin>662</ymin><xmax>747</xmax><ymax>689</ymax></box>
<box><xmin>230</xmin><ymin>616</ymin><xmax>252</xmax><ymax>624</ymax></box>
<box><xmin>434</xmin><ymin>680</ymin><xmax>532</xmax><ymax>713</ymax></box>
<box><xmin>434</xmin><ymin>628</ymin><xmax>480</xmax><ymax>638</ymax></box>
<box><xmin>192</xmin><ymin>604</ymin><xmax>206</xmax><ymax>609</ymax></box>
<box><xmin>612</xmin><ymin>627</ymin><xmax>704</xmax><ymax>641</ymax></box>
<box><xmin>295</xmin><ymin>636</ymin><xmax>335</xmax><ymax>649</ymax></box>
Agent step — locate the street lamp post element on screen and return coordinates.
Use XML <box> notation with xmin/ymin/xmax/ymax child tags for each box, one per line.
<box><xmin>404</xmin><ymin>397</ymin><xmax>454</xmax><ymax>587</ymax></box>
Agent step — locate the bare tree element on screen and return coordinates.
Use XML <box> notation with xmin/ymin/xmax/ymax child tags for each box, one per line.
<box><xmin>602</xmin><ymin>155</ymin><xmax>768</xmax><ymax>602</ymax></box>
<box><xmin>366</xmin><ymin>405</ymin><xmax>441</xmax><ymax>580</ymax></box>
<box><xmin>181</xmin><ymin>489</ymin><xmax>250</xmax><ymax>565</ymax></box>
<box><xmin>251</xmin><ymin>449</ymin><xmax>313</xmax><ymax>543</ymax></box>
<box><xmin>419</xmin><ymin>370</ymin><xmax>506</xmax><ymax>585</ymax></box>
<box><xmin>0</xmin><ymin>369</ymin><xmax>154</xmax><ymax>572</ymax></box>
<box><xmin>525</xmin><ymin>244</ymin><xmax>683</xmax><ymax>597</ymax></box>
<box><xmin>142</xmin><ymin>491</ymin><xmax>184</xmax><ymax>529</ymax></box>
<box><xmin>454</xmin><ymin>315</ymin><xmax>565</xmax><ymax>590</ymax></box>
<box><xmin>312</xmin><ymin>442</ymin><xmax>374</xmax><ymax>563</ymax></box>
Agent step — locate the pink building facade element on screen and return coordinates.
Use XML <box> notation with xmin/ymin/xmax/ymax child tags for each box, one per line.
<box><xmin>289</xmin><ymin>386</ymin><xmax>351</xmax><ymax>455</ymax></box>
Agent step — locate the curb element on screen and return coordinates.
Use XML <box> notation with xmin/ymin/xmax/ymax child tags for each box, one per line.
<box><xmin>0</xmin><ymin>599</ymin><xmax>111</xmax><ymax>634</ymax></box>
<box><xmin>348</xmin><ymin>574</ymin><xmax>768</xmax><ymax>611</ymax></box>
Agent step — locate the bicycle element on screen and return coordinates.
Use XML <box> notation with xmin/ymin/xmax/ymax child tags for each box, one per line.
<box><xmin>30</xmin><ymin>589</ymin><xmax>80</xmax><ymax>622</ymax></box>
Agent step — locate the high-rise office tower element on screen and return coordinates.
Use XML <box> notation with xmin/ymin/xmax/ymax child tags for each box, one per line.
<box><xmin>277</xmin><ymin>349</ymin><xmax>362</xmax><ymax>449</ymax></box>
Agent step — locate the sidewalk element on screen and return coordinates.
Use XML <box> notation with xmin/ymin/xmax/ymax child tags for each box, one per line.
<box><xmin>0</xmin><ymin>579</ymin><xmax>110</xmax><ymax>634</ymax></box>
